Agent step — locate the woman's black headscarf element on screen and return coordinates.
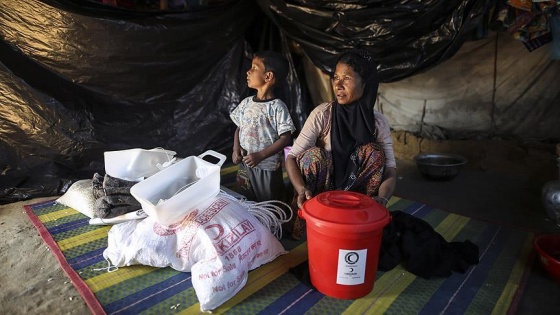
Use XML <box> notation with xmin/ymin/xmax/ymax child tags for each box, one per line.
<box><xmin>331</xmin><ymin>49</ymin><xmax>380</xmax><ymax>189</ymax></box>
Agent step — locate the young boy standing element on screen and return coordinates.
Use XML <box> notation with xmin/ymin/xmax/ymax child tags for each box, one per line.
<box><xmin>230</xmin><ymin>51</ymin><xmax>296</xmax><ymax>202</ymax></box>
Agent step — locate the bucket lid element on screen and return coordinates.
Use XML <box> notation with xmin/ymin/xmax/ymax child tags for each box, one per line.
<box><xmin>300</xmin><ymin>191</ymin><xmax>390</xmax><ymax>232</ymax></box>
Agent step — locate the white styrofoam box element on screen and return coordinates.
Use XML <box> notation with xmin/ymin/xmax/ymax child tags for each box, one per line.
<box><xmin>130</xmin><ymin>150</ymin><xmax>226</xmax><ymax>225</ymax></box>
<box><xmin>104</xmin><ymin>148</ymin><xmax>177</xmax><ymax>181</ymax></box>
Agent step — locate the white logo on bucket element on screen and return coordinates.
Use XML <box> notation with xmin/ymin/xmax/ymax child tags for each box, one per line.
<box><xmin>337</xmin><ymin>249</ymin><xmax>367</xmax><ymax>285</ymax></box>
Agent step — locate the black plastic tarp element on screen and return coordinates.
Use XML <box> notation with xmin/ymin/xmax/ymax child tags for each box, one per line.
<box><xmin>258</xmin><ymin>0</ymin><xmax>490</xmax><ymax>81</ymax></box>
<box><xmin>0</xmin><ymin>0</ymin><xmax>260</xmax><ymax>203</ymax></box>
<box><xmin>0</xmin><ymin>0</ymin><xmax>491</xmax><ymax>203</ymax></box>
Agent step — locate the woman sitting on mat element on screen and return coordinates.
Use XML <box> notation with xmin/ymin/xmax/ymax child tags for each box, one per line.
<box><xmin>285</xmin><ymin>49</ymin><xmax>397</xmax><ymax>239</ymax></box>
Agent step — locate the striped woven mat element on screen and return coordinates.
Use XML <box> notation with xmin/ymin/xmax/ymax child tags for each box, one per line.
<box><xmin>23</xmin><ymin>166</ymin><xmax>533</xmax><ymax>314</ymax></box>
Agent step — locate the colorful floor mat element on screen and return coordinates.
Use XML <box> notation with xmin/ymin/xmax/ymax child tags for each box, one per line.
<box><xmin>24</xmin><ymin>186</ymin><xmax>533</xmax><ymax>315</ymax></box>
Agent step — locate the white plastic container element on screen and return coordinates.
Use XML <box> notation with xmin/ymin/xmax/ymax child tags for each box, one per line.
<box><xmin>130</xmin><ymin>150</ymin><xmax>226</xmax><ymax>225</ymax></box>
<box><xmin>104</xmin><ymin>148</ymin><xmax>177</xmax><ymax>181</ymax></box>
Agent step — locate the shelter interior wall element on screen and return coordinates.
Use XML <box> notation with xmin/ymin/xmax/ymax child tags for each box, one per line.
<box><xmin>297</xmin><ymin>33</ymin><xmax>560</xmax><ymax>143</ymax></box>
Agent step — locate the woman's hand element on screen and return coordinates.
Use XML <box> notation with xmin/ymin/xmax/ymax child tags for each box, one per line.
<box><xmin>373</xmin><ymin>195</ymin><xmax>389</xmax><ymax>206</ymax></box>
<box><xmin>374</xmin><ymin>167</ymin><xmax>397</xmax><ymax>207</ymax></box>
<box><xmin>285</xmin><ymin>154</ymin><xmax>311</xmax><ymax>208</ymax></box>
<box><xmin>296</xmin><ymin>187</ymin><xmax>312</xmax><ymax>208</ymax></box>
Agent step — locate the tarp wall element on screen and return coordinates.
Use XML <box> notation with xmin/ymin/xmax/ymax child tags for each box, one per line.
<box><xmin>0</xmin><ymin>0</ymin><xmax>259</xmax><ymax>202</ymax></box>
<box><xmin>300</xmin><ymin>32</ymin><xmax>560</xmax><ymax>141</ymax></box>
<box><xmin>1</xmin><ymin>0</ymin><xmax>558</xmax><ymax>203</ymax></box>
<box><xmin>257</xmin><ymin>0</ymin><xmax>560</xmax><ymax>140</ymax></box>
<box><xmin>257</xmin><ymin>0</ymin><xmax>490</xmax><ymax>81</ymax></box>
<box><xmin>378</xmin><ymin>32</ymin><xmax>560</xmax><ymax>141</ymax></box>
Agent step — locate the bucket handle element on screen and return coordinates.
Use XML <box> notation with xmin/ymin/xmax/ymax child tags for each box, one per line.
<box><xmin>298</xmin><ymin>193</ymin><xmax>362</xmax><ymax>220</ymax></box>
<box><xmin>328</xmin><ymin>194</ymin><xmax>361</xmax><ymax>207</ymax></box>
<box><xmin>198</xmin><ymin>150</ymin><xmax>226</xmax><ymax>167</ymax></box>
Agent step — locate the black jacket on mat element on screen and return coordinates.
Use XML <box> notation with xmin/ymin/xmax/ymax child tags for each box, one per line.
<box><xmin>378</xmin><ymin>210</ymin><xmax>479</xmax><ymax>278</ymax></box>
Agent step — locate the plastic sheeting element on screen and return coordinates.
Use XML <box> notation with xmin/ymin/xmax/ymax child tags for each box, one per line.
<box><xmin>257</xmin><ymin>0</ymin><xmax>490</xmax><ymax>82</ymax></box>
<box><xmin>378</xmin><ymin>32</ymin><xmax>560</xmax><ymax>141</ymax></box>
<box><xmin>0</xmin><ymin>0</ymin><xmax>528</xmax><ymax>203</ymax></box>
<box><xmin>0</xmin><ymin>0</ymin><xmax>259</xmax><ymax>203</ymax></box>
<box><xmin>303</xmin><ymin>31</ymin><xmax>560</xmax><ymax>142</ymax></box>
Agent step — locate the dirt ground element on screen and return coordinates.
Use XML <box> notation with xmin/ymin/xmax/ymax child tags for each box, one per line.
<box><xmin>0</xmin><ymin>197</ymin><xmax>90</xmax><ymax>314</ymax></box>
<box><xmin>392</xmin><ymin>131</ymin><xmax>559</xmax><ymax>183</ymax></box>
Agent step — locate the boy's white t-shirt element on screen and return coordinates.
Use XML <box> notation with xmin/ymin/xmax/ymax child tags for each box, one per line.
<box><xmin>230</xmin><ymin>97</ymin><xmax>296</xmax><ymax>171</ymax></box>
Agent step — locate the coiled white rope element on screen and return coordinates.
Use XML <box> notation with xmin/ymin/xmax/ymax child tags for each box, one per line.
<box><xmin>218</xmin><ymin>191</ymin><xmax>293</xmax><ymax>240</ymax></box>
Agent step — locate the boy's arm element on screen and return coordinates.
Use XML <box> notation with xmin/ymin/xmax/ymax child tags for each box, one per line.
<box><xmin>232</xmin><ymin>127</ymin><xmax>243</xmax><ymax>164</ymax></box>
<box><xmin>241</xmin><ymin>131</ymin><xmax>292</xmax><ymax>168</ymax></box>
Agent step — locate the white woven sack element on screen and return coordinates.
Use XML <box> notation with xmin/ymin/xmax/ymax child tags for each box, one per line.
<box><xmin>103</xmin><ymin>193</ymin><xmax>287</xmax><ymax>311</ymax></box>
<box><xmin>56</xmin><ymin>179</ymin><xmax>95</xmax><ymax>218</ymax></box>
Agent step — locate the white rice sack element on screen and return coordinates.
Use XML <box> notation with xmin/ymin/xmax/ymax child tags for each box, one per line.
<box><xmin>103</xmin><ymin>193</ymin><xmax>287</xmax><ymax>311</ymax></box>
<box><xmin>56</xmin><ymin>179</ymin><xmax>96</xmax><ymax>218</ymax></box>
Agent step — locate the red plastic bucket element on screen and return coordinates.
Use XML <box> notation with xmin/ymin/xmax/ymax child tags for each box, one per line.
<box><xmin>298</xmin><ymin>190</ymin><xmax>391</xmax><ymax>299</ymax></box>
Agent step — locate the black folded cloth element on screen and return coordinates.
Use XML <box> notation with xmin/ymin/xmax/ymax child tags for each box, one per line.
<box><xmin>94</xmin><ymin>195</ymin><xmax>141</xmax><ymax>219</ymax></box>
<box><xmin>378</xmin><ymin>210</ymin><xmax>479</xmax><ymax>279</ymax></box>
<box><xmin>92</xmin><ymin>173</ymin><xmax>104</xmax><ymax>200</ymax></box>
<box><xmin>92</xmin><ymin>173</ymin><xmax>141</xmax><ymax>218</ymax></box>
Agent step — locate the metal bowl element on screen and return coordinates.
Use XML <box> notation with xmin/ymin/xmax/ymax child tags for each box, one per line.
<box><xmin>413</xmin><ymin>153</ymin><xmax>467</xmax><ymax>181</ymax></box>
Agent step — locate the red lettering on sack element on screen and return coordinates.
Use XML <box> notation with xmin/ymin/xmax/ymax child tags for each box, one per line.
<box><xmin>255</xmin><ymin>248</ymin><xmax>268</xmax><ymax>259</ymax></box>
<box><xmin>250</xmin><ymin>240</ymin><xmax>261</xmax><ymax>250</ymax></box>
<box><xmin>237</xmin><ymin>240</ymin><xmax>263</xmax><ymax>262</ymax></box>
<box><xmin>153</xmin><ymin>210</ymin><xmax>199</xmax><ymax>235</ymax></box>
<box><xmin>174</xmin><ymin>219</ymin><xmax>202</xmax><ymax>258</ymax></box>
<box><xmin>240</xmin><ymin>220</ymin><xmax>254</xmax><ymax>234</ymax></box>
<box><xmin>238</xmin><ymin>247</ymin><xmax>252</xmax><ymax>261</ymax></box>
<box><xmin>223</xmin><ymin>246</ymin><xmax>241</xmax><ymax>262</ymax></box>
<box><xmin>208</xmin><ymin>263</ymin><xmax>237</xmax><ymax>278</ymax></box>
<box><xmin>195</xmin><ymin>199</ymin><xmax>228</xmax><ymax>224</ymax></box>
<box><xmin>224</xmin><ymin>262</ymin><xmax>236</xmax><ymax>272</ymax></box>
<box><xmin>205</xmin><ymin>224</ymin><xmax>224</xmax><ymax>240</ymax></box>
<box><xmin>214</xmin><ymin>220</ymin><xmax>255</xmax><ymax>256</ymax></box>
<box><xmin>154</xmin><ymin>198</ymin><xmax>227</xmax><ymax>236</ymax></box>
<box><xmin>174</xmin><ymin>198</ymin><xmax>227</xmax><ymax>258</ymax></box>
<box><xmin>249</xmin><ymin>248</ymin><xmax>269</xmax><ymax>266</ymax></box>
